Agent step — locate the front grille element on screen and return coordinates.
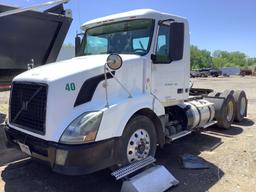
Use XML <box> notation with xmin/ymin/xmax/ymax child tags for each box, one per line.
<box><xmin>10</xmin><ymin>82</ymin><xmax>48</xmax><ymax>135</ymax></box>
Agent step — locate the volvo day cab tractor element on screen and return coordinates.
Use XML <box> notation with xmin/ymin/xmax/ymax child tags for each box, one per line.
<box><xmin>5</xmin><ymin>9</ymin><xmax>248</xmax><ymax>175</ymax></box>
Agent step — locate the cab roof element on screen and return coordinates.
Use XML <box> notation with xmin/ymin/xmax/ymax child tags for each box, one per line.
<box><xmin>81</xmin><ymin>9</ymin><xmax>186</xmax><ymax>30</ymax></box>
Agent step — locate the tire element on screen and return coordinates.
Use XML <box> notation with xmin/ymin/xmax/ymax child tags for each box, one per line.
<box><xmin>116</xmin><ymin>115</ymin><xmax>157</xmax><ymax>166</ymax></box>
<box><xmin>216</xmin><ymin>90</ymin><xmax>236</xmax><ymax>129</ymax></box>
<box><xmin>233</xmin><ymin>90</ymin><xmax>247</xmax><ymax>122</ymax></box>
<box><xmin>206</xmin><ymin>90</ymin><xmax>235</xmax><ymax>129</ymax></box>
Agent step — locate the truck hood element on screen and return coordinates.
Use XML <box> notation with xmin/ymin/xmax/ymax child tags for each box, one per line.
<box><xmin>10</xmin><ymin>53</ymin><xmax>145</xmax><ymax>141</ymax></box>
<box><xmin>14</xmin><ymin>54</ymin><xmax>141</xmax><ymax>83</ymax></box>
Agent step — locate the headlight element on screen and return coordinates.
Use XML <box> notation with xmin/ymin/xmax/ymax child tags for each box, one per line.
<box><xmin>60</xmin><ymin>111</ymin><xmax>103</xmax><ymax>144</ymax></box>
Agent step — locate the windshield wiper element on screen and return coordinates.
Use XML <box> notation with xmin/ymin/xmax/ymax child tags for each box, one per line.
<box><xmin>139</xmin><ymin>40</ymin><xmax>145</xmax><ymax>50</ymax></box>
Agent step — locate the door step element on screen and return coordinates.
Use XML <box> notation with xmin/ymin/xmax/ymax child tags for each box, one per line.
<box><xmin>202</xmin><ymin>121</ymin><xmax>217</xmax><ymax>129</ymax></box>
<box><xmin>168</xmin><ymin>130</ymin><xmax>191</xmax><ymax>141</ymax></box>
<box><xmin>111</xmin><ymin>156</ymin><xmax>179</xmax><ymax>192</ymax></box>
<box><xmin>111</xmin><ymin>156</ymin><xmax>156</xmax><ymax>180</ymax></box>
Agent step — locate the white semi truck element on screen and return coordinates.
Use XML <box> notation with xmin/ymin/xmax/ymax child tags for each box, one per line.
<box><xmin>5</xmin><ymin>9</ymin><xmax>247</xmax><ymax>175</ymax></box>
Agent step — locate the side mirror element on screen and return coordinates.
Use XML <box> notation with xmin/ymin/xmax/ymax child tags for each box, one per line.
<box><xmin>169</xmin><ymin>22</ymin><xmax>184</xmax><ymax>61</ymax></box>
<box><xmin>106</xmin><ymin>54</ymin><xmax>123</xmax><ymax>70</ymax></box>
<box><xmin>75</xmin><ymin>36</ymin><xmax>81</xmax><ymax>56</ymax></box>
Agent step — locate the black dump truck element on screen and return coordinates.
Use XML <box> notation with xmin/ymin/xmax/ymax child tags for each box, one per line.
<box><xmin>0</xmin><ymin>2</ymin><xmax>72</xmax><ymax>90</ymax></box>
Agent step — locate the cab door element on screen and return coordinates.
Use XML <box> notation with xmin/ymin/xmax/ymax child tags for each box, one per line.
<box><xmin>151</xmin><ymin>21</ymin><xmax>188</xmax><ymax>106</ymax></box>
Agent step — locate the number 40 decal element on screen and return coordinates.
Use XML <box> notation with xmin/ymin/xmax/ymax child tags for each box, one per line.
<box><xmin>65</xmin><ymin>82</ymin><xmax>76</xmax><ymax>91</ymax></box>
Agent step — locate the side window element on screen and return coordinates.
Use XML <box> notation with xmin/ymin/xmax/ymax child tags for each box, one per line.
<box><xmin>155</xmin><ymin>25</ymin><xmax>170</xmax><ymax>63</ymax></box>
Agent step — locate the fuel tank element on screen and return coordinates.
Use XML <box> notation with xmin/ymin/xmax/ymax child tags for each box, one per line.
<box><xmin>179</xmin><ymin>99</ymin><xmax>215</xmax><ymax>129</ymax></box>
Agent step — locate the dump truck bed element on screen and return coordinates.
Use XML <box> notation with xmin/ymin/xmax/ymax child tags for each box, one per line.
<box><xmin>0</xmin><ymin>4</ymin><xmax>72</xmax><ymax>85</ymax></box>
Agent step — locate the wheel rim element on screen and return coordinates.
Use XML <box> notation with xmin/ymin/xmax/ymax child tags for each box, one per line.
<box><xmin>127</xmin><ymin>129</ymin><xmax>150</xmax><ymax>163</ymax></box>
<box><xmin>227</xmin><ymin>101</ymin><xmax>234</xmax><ymax>122</ymax></box>
<box><xmin>240</xmin><ymin>97</ymin><xmax>246</xmax><ymax>116</ymax></box>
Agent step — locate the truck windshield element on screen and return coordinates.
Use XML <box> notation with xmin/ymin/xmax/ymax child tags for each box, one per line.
<box><xmin>79</xmin><ymin>19</ymin><xmax>154</xmax><ymax>56</ymax></box>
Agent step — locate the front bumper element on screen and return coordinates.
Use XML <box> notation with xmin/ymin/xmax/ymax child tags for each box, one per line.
<box><xmin>4</xmin><ymin>125</ymin><xmax>118</xmax><ymax>175</ymax></box>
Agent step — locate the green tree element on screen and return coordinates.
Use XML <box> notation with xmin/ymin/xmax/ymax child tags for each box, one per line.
<box><xmin>190</xmin><ymin>45</ymin><xmax>212</xmax><ymax>69</ymax></box>
<box><xmin>212</xmin><ymin>50</ymin><xmax>248</xmax><ymax>68</ymax></box>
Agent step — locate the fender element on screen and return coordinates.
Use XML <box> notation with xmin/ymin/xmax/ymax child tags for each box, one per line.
<box><xmin>95</xmin><ymin>94</ymin><xmax>165</xmax><ymax>141</ymax></box>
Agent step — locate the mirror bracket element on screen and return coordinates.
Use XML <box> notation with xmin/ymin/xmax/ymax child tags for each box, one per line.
<box><xmin>104</xmin><ymin>54</ymin><xmax>132</xmax><ymax>106</ymax></box>
<box><xmin>151</xmin><ymin>54</ymin><xmax>156</xmax><ymax>63</ymax></box>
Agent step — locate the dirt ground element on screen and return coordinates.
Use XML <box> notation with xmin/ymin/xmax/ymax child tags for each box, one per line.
<box><xmin>0</xmin><ymin>76</ymin><xmax>255</xmax><ymax>192</ymax></box>
<box><xmin>0</xmin><ymin>91</ymin><xmax>8</xmax><ymax>116</ymax></box>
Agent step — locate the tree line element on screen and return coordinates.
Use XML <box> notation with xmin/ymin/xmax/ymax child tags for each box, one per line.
<box><xmin>191</xmin><ymin>45</ymin><xmax>256</xmax><ymax>70</ymax></box>
<box><xmin>63</xmin><ymin>44</ymin><xmax>256</xmax><ymax>70</ymax></box>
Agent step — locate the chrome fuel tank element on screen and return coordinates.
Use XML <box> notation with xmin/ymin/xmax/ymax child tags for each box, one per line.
<box><xmin>179</xmin><ymin>99</ymin><xmax>215</xmax><ymax>129</ymax></box>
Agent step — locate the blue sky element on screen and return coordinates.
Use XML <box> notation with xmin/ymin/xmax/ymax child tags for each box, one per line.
<box><xmin>2</xmin><ymin>0</ymin><xmax>256</xmax><ymax>57</ymax></box>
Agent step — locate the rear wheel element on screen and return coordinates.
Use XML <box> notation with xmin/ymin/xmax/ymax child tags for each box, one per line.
<box><xmin>216</xmin><ymin>90</ymin><xmax>236</xmax><ymax>129</ymax></box>
<box><xmin>116</xmin><ymin>115</ymin><xmax>157</xmax><ymax>166</ymax></box>
<box><xmin>233</xmin><ymin>90</ymin><xmax>247</xmax><ymax>122</ymax></box>
<box><xmin>206</xmin><ymin>90</ymin><xmax>236</xmax><ymax>129</ymax></box>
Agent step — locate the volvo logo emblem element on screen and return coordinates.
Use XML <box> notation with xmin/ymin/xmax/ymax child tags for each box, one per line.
<box><xmin>22</xmin><ymin>101</ymin><xmax>29</xmax><ymax>111</ymax></box>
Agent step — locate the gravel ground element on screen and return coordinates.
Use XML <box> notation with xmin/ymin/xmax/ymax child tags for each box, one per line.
<box><xmin>0</xmin><ymin>76</ymin><xmax>255</xmax><ymax>192</ymax></box>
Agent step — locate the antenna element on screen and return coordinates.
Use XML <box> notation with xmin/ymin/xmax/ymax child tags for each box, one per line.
<box><xmin>0</xmin><ymin>0</ymin><xmax>70</xmax><ymax>18</ymax></box>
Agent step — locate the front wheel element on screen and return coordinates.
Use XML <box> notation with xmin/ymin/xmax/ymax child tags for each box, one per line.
<box><xmin>116</xmin><ymin>115</ymin><xmax>157</xmax><ymax>166</ymax></box>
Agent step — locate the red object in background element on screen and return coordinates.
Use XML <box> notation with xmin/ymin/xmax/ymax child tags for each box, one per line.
<box><xmin>0</xmin><ymin>85</ymin><xmax>11</xmax><ymax>91</ymax></box>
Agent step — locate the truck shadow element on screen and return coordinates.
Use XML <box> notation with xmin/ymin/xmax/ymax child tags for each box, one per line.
<box><xmin>233</xmin><ymin>118</ymin><xmax>254</xmax><ymax>127</ymax></box>
<box><xmin>1</xmin><ymin>131</ymin><xmax>226</xmax><ymax>192</ymax></box>
<box><xmin>0</xmin><ymin>125</ymin><xmax>27</xmax><ymax>166</ymax></box>
<box><xmin>1</xmin><ymin>159</ymin><xmax>121</xmax><ymax>192</ymax></box>
<box><xmin>205</xmin><ymin>117</ymin><xmax>253</xmax><ymax>138</ymax></box>
<box><xmin>206</xmin><ymin>126</ymin><xmax>243</xmax><ymax>137</ymax></box>
<box><xmin>157</xmin><ymin>132</ymin><xmax>224</xmax><ymax>192</ymax></box>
